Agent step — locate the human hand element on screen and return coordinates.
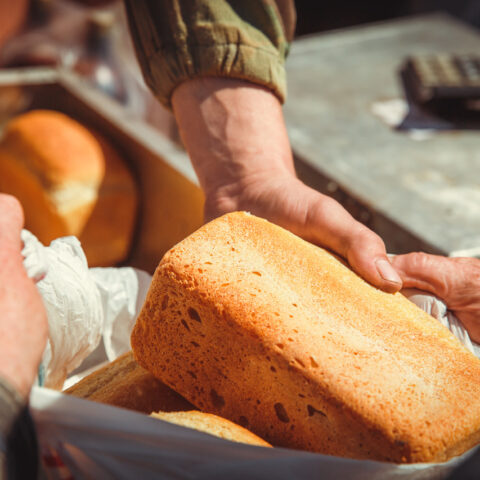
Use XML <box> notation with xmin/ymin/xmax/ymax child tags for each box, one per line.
<box><xmin>392</xmin><ymin>253</ymin><xmax>480</xmax><ymax>343</ymax></box>
<box><xmin>172</xmin><ymin>77</ymin><xmax>402</xmax><ymax>293</ymax></box>
<box><xmin>0</xmin><ymin>194</ymin><xmax>47</xmax><ymax>399</ymax></box>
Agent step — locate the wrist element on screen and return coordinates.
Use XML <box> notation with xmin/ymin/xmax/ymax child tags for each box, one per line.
<box><xmin>172</xmin><ymin>77</ymin><xmax>295</xmax><ymax>197</ymax></box>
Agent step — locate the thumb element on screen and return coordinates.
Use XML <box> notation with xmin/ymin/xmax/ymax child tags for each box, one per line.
<box><xmin>302</xmin><ymin>192</ymin><xmax>402</xmax><ymax>293</ymax></box>
<box><xmin>0</xmin><ymin>194</ymin><xmax>24</xmax><ymax>249</ymax></box>
<box><xmin>343</xmin><ymin>224</ymin><xmax>403</xmax><ymax>294</ymax></box>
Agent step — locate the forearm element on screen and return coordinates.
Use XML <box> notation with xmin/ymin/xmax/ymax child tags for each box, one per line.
<box><xmin>172</xmin><ymin>77</ymin><xmax>295</xmax><ymax>201</ymax></box>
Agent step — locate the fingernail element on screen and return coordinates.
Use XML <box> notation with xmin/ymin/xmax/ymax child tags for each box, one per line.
<box><xmin>375</xmin><ymin>259</ymin><xmax>402</xmax><ymax>285</ymax></box>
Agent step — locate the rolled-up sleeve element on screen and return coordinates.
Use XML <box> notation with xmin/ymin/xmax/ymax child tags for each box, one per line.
<box><xmin>123</xmin><ymin>0</ymin><xmax>296</xmax><ymax>108</ymax></box>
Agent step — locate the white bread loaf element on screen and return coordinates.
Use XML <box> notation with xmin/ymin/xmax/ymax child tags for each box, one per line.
<box><xmin>131</xmin><ymin>212</ymin><xmax>480</xmax><ymax>463</ymax></box>
<box><xmin>0</xmin><ymin>109</ymin><xmax>138</xmax><ymax>266</ymax></box>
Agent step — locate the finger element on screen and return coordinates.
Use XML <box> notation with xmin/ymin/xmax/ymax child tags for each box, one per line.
<box><xmin>0</xmin><ymin>194</ymin><xmax>24</xmax><ymax>248</ymax></box>
<box><xmin>391</xmin><ymin>252</ymin><xmax>454</xmax><ymax>299</ymax></box>
<box><xmin>304</xmin><ymin>194</ymin><xmax>402</xmax><ymax>293</ymax></box>
<box><xmin>456</xmin><ymin>311</ymin><xmax>480</xmax><ymax>343</ymax></box>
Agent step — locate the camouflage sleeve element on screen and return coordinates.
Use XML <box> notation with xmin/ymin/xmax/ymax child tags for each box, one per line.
<box><xmin>123</xmin><ymin>0</ymin><xmax>296</xmax><ymax>108</ymax></box>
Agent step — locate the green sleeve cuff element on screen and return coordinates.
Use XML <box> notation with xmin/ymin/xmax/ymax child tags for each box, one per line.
<box><xmin>124</xmin><ymin>0</ymin><xmax>293</xmax><ymax>109</ymax></box>
<box><xmin>146</xmin><ymin>43</ymin><xmax>287</xmax><ymax>108</ymax></box>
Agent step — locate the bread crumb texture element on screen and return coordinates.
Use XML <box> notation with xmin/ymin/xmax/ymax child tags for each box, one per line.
<box><xmin>131</xmin><ymin>212</ymin><xmax>480</xmax><ymax>463</ymax></box>
<box><xmin>65</xmin><ymin>352</ymin><xmax>193</xmax><ymax>414</ymax></box>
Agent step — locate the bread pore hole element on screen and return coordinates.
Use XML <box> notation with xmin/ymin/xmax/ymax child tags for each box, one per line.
<box><xmin>310</xmin><ymin>356</ymin><xmax>319</xmax><ymax>368</ymax></box>
<box><xmin>307</xmin><ymin>405</ymin><xmax>327</xmax><ymax>417</ymax></box>
<box><xmin>294</xmin><ymin>358</ymin><xmax>305</xmax><ymax>368</ymax></box>
<box><xmin>188</xmin><ymin>307</ymin><xmax>202</xmax><ymax>323</ymax></box>
<box><xmin>274</xmin><ymin>403</ymin><xmax>290</xmax><ymax>423</ymax></box>
<box><xmin>161</xmin><ymin>295</ymin><xmax>169</xmax><ymax>310</ymax></box>
<box><xmin>252</xmin><ymin>271</ymin><xmax>262</xmax><ymax>276</ymax></box>
<box><xmin>181</xmin><ymin>319</ymin><xmax>190</xmax><ymax>331</ymax></box>
<box><xmin>210</xmin><ymin>389</ymin><xmax>225</xmax><ymax>409</ymax></box>
<box><xmin>239</xmin><ymin>416</ymin><xmax>249</xmax><ymax>427</ymax></box>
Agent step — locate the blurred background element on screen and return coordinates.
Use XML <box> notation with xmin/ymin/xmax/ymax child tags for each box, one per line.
<box><xmin>1</xmin><ymin>0</ymin><xmax>480</xmax><ymax>266</ymax></box>
<box><xmin>294</xmin><ymin>0</ymin><xmax>480</xmax><ymax>35</ymax></box>
<box><xmin>1</xmin><ymin>0</ymin><xmax>479</xmax><ymax>132</ymax></box>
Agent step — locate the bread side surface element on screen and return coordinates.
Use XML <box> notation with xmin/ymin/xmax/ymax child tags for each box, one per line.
<box><xmin>65</xmin><ymin>352</ymin><xmax>194</xmax><ymax>414</ymax></box>
<box><xmin>78</xmin><ymin>134</ymin><xmax>138</xmax><ymax>266</ymax></box>
<box><xmin>132</xmin><ymin>212</ymin><xmax>480</xmax><ymax>463</ymax></box>
<box><xmin>151</xmin><ymin>410</ymin><xmax>272</xmax><ymax>447</ymax></box>
<box><xmin>0</xmin><ymin>149</ymin><xmax>68</xmax><ymax>243</ymax></box>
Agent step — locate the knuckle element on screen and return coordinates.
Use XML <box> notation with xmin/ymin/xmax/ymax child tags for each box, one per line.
<box><xmin>403</xmin><ymin>251</ymin><xmax>432</xmax><ymax>270</ymax></box>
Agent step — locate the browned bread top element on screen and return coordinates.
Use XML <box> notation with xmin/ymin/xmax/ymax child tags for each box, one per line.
<box><xmin>151</xmin><ymin>410</ymin><xmax>272</xmax><ymax>447</ymax></box>
<box><xmin>65</xmin><ymin>352</ymin><xmax>194</xmax><ymax>414</ymax></box>
<box><xmin>131</xmin><ymin>212</ymin><xmax>480</xmax><ymax>463</ymax></box>
<box><xmin>0</xmin><ymin>109</ymin><xmax>104</xmax><ymax>187</ymax></box>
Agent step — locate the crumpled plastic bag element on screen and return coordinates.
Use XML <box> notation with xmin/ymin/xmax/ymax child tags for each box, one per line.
<box><xmin>29</xmin><ymin>387</ymin><xmax>474</xmax><ymax>480</ymax></box>
<box><xmin>402</xmin><ymin>288</ymin><xmax>480</xmax><ymax>357</ymax></box>
<box><xmin>21</xmin><ymin>230</ymin><xmax>151</xmax><ymax>390</ymax></box>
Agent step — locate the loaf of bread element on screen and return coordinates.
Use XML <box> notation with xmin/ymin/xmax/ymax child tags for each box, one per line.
<box><xmin>131</xmin><ymin>212</ymin><xmax>480</xmax><ymax>463</ymax></box>
<box><xmin>77</xmin><ymin>133</ymin><xmax>138</xmax><ymax>267</ymax></box>
<box><xmin>0</xmin><ymin>109</ymin><xmax>138</xmax><ymax>266</ymax></box>
<box><xmin>66</xmin><ymin>351</ymin><xmax>271</xmax><ymax>447</ymax></box>
<box><xmin>65</xmin><ymin>351</ymin><xmax>194</xmax><ymax>414</ymax></box>
<box><xmin>151</xmin><ymin>411</ymin><xmax>272</xmax><ymax>447</ymax></box>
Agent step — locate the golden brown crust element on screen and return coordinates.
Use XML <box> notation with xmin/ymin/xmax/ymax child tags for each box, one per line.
<box><xmin>150</xmin><ymin>410</ymin><xmax>271</xmax><ymax>447</ymax></box>
<box><xmin>78</xmin><ymin>134</ymin><xmax>138</xmax><ymax>267</ymax></box>
<box><xmin>0</xmin><ymin>149</ymin><xmax>70</xmax><ymax>242</ymax></box>
<box><xmin>0</xmin><ymin>109</ymin><xmax>138</xmax><ymax>266</ymax></box>
<box><xmin>0</xmin><ymin>110</ymin><xmax>104</xmax><ymax>186</ymax></box>
<box><xmin>132</xmin><ymin>212</ymin><xmax>480</xmax><ymax>463</ymax></box>
<box><xmin>65</xmin><ymin>352</ymin><xmax>194</xmax><ymax>414</ymax></box>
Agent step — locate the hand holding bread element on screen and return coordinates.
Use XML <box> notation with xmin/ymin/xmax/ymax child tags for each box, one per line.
<box><xmin>172</xmin><ymin>77</ymin><xmax>402</xmax><ymax>294</ymax></box>
<box><xmin>393</xmin><ymin>253</ymin><xmax>480</xmax><ymax>343</ymax></box>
